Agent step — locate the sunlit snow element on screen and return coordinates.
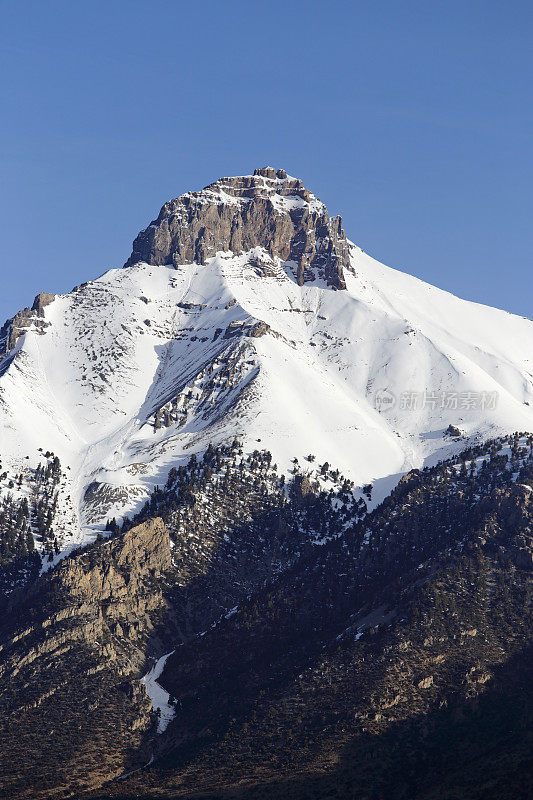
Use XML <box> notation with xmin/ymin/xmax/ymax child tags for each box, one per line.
<box><xmin>0</xmin><ymin>241</ymin><xmax>532</xmax><ymax>561</ymax></box>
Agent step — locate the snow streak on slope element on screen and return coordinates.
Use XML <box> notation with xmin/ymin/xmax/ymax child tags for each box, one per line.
<box><xmin>0</xmin><ymin>241</ymin><xmax>532</xmax><ymax>559</ymax></box>
<box><xmin>141</xmin><ymin>651</ymin><xmax>176</xmax><ymax>734</ymax></box>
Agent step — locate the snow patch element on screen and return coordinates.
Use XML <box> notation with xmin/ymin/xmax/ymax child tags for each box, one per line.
<box><xmin>141</xmin><ymin>651</ymin><xmax>175</xmax><ymax>734</ymax></box>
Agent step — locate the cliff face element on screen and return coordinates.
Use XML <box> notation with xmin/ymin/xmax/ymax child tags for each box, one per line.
<box><xmin>0</xmin><ymin>518</ymin><xmax>172</xmax><ymax>799</ymax></box>
<box><xmin>0</xmin><ymin>292</ymin><xmax>55</xmax><ymax>361</ymax></box>
<box><xmin>58</xmin><ymin>515</ymin><xmax>171</xmax><ymax>605</ymax></box>
<box><xmin>125</xmin><ymin>167</ymin><xmax>349</xmax><ymax>289</ymax></box>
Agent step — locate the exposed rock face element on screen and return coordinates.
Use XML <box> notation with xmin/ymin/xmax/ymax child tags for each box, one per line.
<box><xmin>57</xmin><ymin>515</ymin><xmax>172</xmax><ymax>608</ymax></box>
<box><xmin>125</xmin><ymin>167</ymin><xmax>349</xmax><ymax>289</ymax></box>
<box><xmin>0</xmin><ymin>518</ymin><xmax>172</xmax><ymax>799</ymax></box>
<box><xmin>0</xmin><ymin>291</ymin><xmax>55</xmax><ymax>360</ymax></box>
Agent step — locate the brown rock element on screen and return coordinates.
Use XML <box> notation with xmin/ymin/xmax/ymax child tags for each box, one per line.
<box><xmin>125</xmin><ymin>169</ymin><xmax>349</xmax><ymax>290</ymax></box>
<box><xmin>0</xmin><ymin>518</ymin><xmax>172</xmax><ymax>798</ymax></box>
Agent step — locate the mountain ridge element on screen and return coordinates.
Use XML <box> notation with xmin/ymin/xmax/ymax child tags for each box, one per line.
<box><xmin>0</xmin><ymin>169</ymin><xmax>531</xmax><ymax>799</ymax></box>
<box><xmin>0</xmin><ymin>169</ymin><xmax>532</xmax><ymax>568</ymax></box>
<box><xmin>0</xmin><ymin>434</ymin><xmax>531</xmax><ymax>799</ymax></box>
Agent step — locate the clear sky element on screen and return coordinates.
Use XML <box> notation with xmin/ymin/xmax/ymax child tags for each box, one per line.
<box><xmin>1</xmin><ymin>0</ymin><xmax>531</xmax><ymax>324</ymax></box>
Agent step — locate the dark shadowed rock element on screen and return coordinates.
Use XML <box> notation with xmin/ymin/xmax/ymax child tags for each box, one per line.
<box><xmin>0</xmin><ymin>518</ymin><xmax>172</xmax><ymax>798</ymax></box>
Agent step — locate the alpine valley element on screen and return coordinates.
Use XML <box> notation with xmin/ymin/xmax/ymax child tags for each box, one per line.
<box><xmin>0</xmin><ymin>168</ymin><xmax>531</xmax><ymax>800</ymax></box>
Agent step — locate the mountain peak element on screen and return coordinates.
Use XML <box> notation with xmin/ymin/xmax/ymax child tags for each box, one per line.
<box><xmin>124</xmin><ymin>169</ymin><xmax>349</xmax><ymax>289</ymax></box>
<box><xmin>253</xmin><ymin>166</ymin><xmax>289</xmax><ymax>178</ymax></box>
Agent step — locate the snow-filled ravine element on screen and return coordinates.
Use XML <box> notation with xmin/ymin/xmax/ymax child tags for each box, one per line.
<box><xmin>141</xmin><ymin>651</ymin><xmax>176</xmax><ymax>734</ymax></box>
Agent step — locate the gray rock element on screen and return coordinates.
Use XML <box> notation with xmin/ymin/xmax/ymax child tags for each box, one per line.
<box><xmin>0</xmin><ymin>292</ymin><xmax>56</xmax><ymax>359</ymax></box>
<box><xmin>31</xmin><ymin>292</ymin><xmax>55</xmax><ymax>315</ymax></box>
<box><xmin>125</xmin><ymin>168</ymin><xmax>349</xmax><ymax>290</ymax></box>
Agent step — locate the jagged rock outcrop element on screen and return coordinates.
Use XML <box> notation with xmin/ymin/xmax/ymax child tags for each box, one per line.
<box><xmin>125</xmin><ymin>167</ymin><xmax>349</xmax><ymax>289</ymax></box>
<box><xmin>56</xmin><ymin>515</ymin><xmax>171</xmax><ymax>611</ymax></box>
<box><xmin>0</xmin><ymin>291</ymin><xmax>55</xmax><ymax>360</ymax></box>
<box><xmin>0</xmin><ymin>518</ymin><xmax>172</xmax><ymax>799</ymax></box>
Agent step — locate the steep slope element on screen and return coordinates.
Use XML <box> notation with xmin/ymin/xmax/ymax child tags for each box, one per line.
<box><xmin>0</xmin><ymin>168</ymin><xmax>532</xmax><ymax>568</ymax></box>
<box><xmin>0</xmin><ymin>518</ymin><xmax>171</xmax><ymax>797</ymax></box>
<box><xmin>0</xmin><ymin>435</ymin><xmax>531</xmax><ymax>800</ymax></box>
<box><xmin>87</xmin><ymin>434</ymin><xmax>533</xmax><ymax>800</ymax></box>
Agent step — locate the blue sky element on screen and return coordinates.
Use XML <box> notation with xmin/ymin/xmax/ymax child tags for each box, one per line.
<box><xmin>1</xmin><ymin>0</ymin><xmax>531</xmax><ymax>323</ymax></box>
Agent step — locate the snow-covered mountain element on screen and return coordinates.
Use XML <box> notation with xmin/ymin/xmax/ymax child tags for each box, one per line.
<box><xmin>1</xmin><ymin>167</ymin><xmax>532</xmax><ymax>560</ymax></box>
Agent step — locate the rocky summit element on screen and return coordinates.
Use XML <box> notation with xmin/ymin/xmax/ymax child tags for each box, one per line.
<box><xmin>0</xmin><ymin>169</ymin><xmax>532</xmax><ymax>799</ymax></box>
<box><xmin>125</xmin><ymin>167</ymin><xmax>349</xmax><ymax>288</ymax></box>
